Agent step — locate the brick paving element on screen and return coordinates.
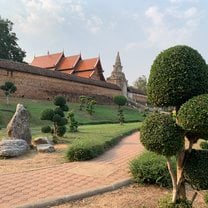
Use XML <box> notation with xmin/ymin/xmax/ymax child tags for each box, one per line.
<box><xmin>0</xmin><ymin>132</ymin><xmax>143</xmax><ymax>208</ymax></box>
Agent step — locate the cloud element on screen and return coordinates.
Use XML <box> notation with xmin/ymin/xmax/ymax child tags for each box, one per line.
<box><xmin>144</xmin><ymin>4</ymin><xmax>200</xmax><ymax>49</ymax></box>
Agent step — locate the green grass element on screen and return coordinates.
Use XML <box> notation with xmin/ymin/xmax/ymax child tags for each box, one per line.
<box><xmin>66</xmin><ymin>122</ymin><xmax>141</xmax><ymax>161</ymax></box>
<box><xmin>0</xmin><ymin>97</ymin><xmax>145</xmax><ymax>127</ymax></box>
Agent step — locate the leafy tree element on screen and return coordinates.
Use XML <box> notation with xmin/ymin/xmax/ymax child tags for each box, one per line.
<box><xmin>79</xmin><ymin>95</ymin><xmax>96</xmax><ymax>115</ymax></box>
<box><xmin>0</xmin><ymin>81</ymin><xmax>17</xmax><ymax>104</ymax></box>
<box><xmin>133</xmin><ymin>75</ymin><xmax>147</xmax><ymax>94</ymax></box>
<box><xmin>41</xmin><ymin>96</ymin><xmax>68</xmax><ymax>140</ymax></box>
<box><xmin>113</xmin><ymin>95</ymin><xmax>127</xmax><ymax>125</ymax></box>
<box><xmin>142</xmin><ymin>45</ymin><xmax>208</xmax><ymax>206</ymax></box>
<box><xmin>0</xmin><ymin>17</ymin><xmax>26</xmax><ymax>62</ymax></box>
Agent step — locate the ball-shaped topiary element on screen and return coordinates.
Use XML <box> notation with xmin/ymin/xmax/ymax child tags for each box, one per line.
<box><xmin>140</xmin><ymin>112</ymin><xmax>184</xmax><ymax>156</ymax></box>
<box><xmin>148</xmin><ymin>45</ymin><xmax>208</xmax><ymax>107</ymax></box>
<box><xmin>40</xmin><ymin>109</ymin><xmax>54</xmax><ymax>121</ymax></box>
<box><xmin>113</xmin><ymin>95</ymin><xmax>127</xmax><ymax>106</ymax></box>
<box><xmin>184</xmin><ymin>150</ymin><xmax>208</xmax><ymax>190</ymax></box>
<box><xmin>177</xmin><ymin>94</ymin><xmax>208</xmax><ymax>140</ymax></box>
<box><xmin>54</xmin><ymin>96</ymin><xmax>66</xmax><ymax>106</ymax></box>
<box><xmin>41</xmin><ymin>126</ymin><xmax>51</xmax><ymax>133</ymax></box>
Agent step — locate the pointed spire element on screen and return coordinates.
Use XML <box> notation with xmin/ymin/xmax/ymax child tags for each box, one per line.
<box><xmin>115</xmin><ymin>51</ymin><xmax>121</xmax><ymax>66</ymax></box>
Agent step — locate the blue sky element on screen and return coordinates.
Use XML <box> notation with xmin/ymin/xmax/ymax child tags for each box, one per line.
<box><xmin>1</xmin><ymin>0</ymin><xmax>208</xmax><ymax>85</ymax></box>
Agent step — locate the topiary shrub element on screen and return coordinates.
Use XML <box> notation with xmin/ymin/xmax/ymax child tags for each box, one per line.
<box><xmin>113</xmin><ymin>95</ymin><xmax>127</xmax><ymax>125</ymax></box>
<box><xmin>67</xmin><ymin>111</ymin><xmax>78</xmax><ymax>132</ymax></box>
<box><xmin>158</xmin><ymin>195</ymin><xmax>192</xmax><ymax>208</ymax></box>
<box><xmin>148</xmin><ymin>45</ymin><xmax>208</xmax><ymax>107</ymax></box>
<box><xmin>177</xmin><ymin>94</ymin><xmax>208</xmax><ymax>141</ymax></box>
<box><xmin>140</xmin><ymin>112</ymin><xmax>184</xmax><ymax>156</ymax></box>
<box><xmin>130</xmin><ymin>151</ymin><xmax>175</xmax><ymax>188</ymax></box>
<box><xmin>41</xmin><ymin>96</ymin><xmax>69</xmax><ymax>138</ymax></box>
<box><xmin>200</xmin><ymin>141</ymin><xmax>208</xmax><ymax>149</ymax></box>
<box><xmin>183</xmin><ymin>150</ymin><xmax>208</xmax><ymax>190</ymax></box>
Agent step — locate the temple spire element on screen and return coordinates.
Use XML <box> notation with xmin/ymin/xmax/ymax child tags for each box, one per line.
<box><xmin>115</xmin><ymin>51</ymin><xmax>122</xmax><ymax>67</ymax></box>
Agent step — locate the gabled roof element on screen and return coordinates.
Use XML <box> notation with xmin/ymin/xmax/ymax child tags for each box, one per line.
<box><xmin>76</xmin><ymin>57</ymin><xmax>99</xmax><ymax>71</ymax></box>
<box><xmin>75</xmin><ymin>70</ymin><xmax>94</xmax><ymax>78</ymax></box>
<box><xmin>58</xmin><ymin>54</ymin><xmax>81</xmax><ymax>70</ymax></box>
<box><xmin>31</xmin><ymin>52</ymin><xmax>64</xmax><ymax>69</ymax></box>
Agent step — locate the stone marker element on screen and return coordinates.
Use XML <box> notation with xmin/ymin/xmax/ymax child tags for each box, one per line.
<box><xmin>0</xmin><ymin>139</ymin><xmax>29</xmax><ymax>157</ymax></box>
<box><xmin>36</xmin><ymin>144</ymin><xmax>55</xmax><ymax>153</ymax></box>
<box><xmin>7</xmin><ymin>104</ymin><xmax>31</xmax><ymax>145</ymax></box>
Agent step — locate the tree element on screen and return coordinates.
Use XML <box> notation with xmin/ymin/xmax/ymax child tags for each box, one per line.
<box><xmin>133</xmin><ymin>75</ymin><xmax>147</xmax><ymax>94</ymax></box>
<box><xmin>0</xmin><ymin>81</ymin><xmax>17</xmax><ymax>104</ymax></box>
<box><xmin>0</xmin><ymin>17</ymin><xmax>26</xmax><ymax>62</ymax></box>
<box><xmin>142</xmin><ymin>45</ymin><xmax>208</xmax><ymax>206</ymax></box>
<box><xmin>41</xmin><ymin>96</ymin><xmax>69</xmax><ymax>141</ymax></box>
<box><xmin>113</xmin><ymin>95</ymin><xmax>127</xmax><ymax>125</ymax></box>
<box><xmin>79</xmin><ymin>95</ymin><xmax>96</xmax><ymax>115</ymax></box>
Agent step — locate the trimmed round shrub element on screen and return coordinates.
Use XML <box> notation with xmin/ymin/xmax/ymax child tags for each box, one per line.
<box><xmin>54</xmin><ymin>96</ymin><xmax>66</xmax><ymax>106</ymax></box>
<box><xmin>113</xmin><ymin>95</ymin><xmax>127</xmax><ymax>106</ymax></box>
<box><xmin>130</xmin><ymin>151</ymin><xmax>175</xmax><ymax>188</ymax></box>
<box><xmin>57</xmin><ymin>126</ymin><xmax>66</xmax><ymax>137</ymax></box>
<box><xmin>140</xmin><ymin>113</ymin><xmax>184</xmax><ymax>156</ymax></box>
<box><xmin>54</xmin><ymin>107</ymin><xmax>64</xmax><ymax>117</ymax></box>
<box><xmin>61</xmin><ymin>104</ymin><xmax>69</xmax><ymax>112</ymax></box>
<box><xmin>177</xmin><ymin>94</ymin><xmax>208</xmax><ymax>140</ymax></box>
<box><xmin>184</xmin><ymin>150</ymin><xmax>208</xmax><ymax>190</ymax></box>
<box><xmin>52</xmin><ymin>114</ymin><xmax>62</xmax><ymax>123</ymax></box>
<box><xmin>200</xmin><ymin>141</ymin><xmax>208</xmax><ymax>149</ymax></box>
<box><xmin>41</xmin><ymin>126</ymin><xmax>51</xmax><ymax>133</ymax></box>
<box><xmin>40</xmin><ymin>109</ymin><xmax>54</xmax><ymax>121</ymax></box>
<box><xmin>148</xmin><ymin>45</ymin><xmax>208</xmax><ymax>107</ymax></box>
<box><xmin>57</xmin><ymin>117</ymin><xmax>68</xmax><ymax>126</ymax></box>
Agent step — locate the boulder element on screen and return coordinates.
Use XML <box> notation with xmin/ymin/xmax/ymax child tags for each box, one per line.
<box><xmin>0</xmin><ymin>139</ymin><xmax>29</xmax><ymax>157</ymax></box>
<box><xmin>36</xmin><ymin>144</ymin><xmax>55</xmax><ymax>153</ymax></box>
<box><xmin>7</xmin><ymin>104</ymin><xmax>31</xmax><ymax>145</ymax></box>
<box><xmin>33</xmin><ymin>137</ymin><xmax>52</xmax><ymax>145</ymax></box>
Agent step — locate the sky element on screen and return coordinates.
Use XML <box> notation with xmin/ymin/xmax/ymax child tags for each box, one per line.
<box><xmin>1</xmin><ymin>0</ymin><xmax>208</xmax><ymax>85</ymax></box>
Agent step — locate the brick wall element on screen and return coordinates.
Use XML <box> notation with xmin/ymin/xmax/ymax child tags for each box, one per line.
<box><xmin>0</xmin><ymin>67</ymin><xmax>121</xmax><ymax>104</ymax></box>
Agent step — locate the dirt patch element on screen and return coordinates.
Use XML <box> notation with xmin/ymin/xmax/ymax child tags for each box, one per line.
<box><xmin>0</xmin><ymin>144</ymin><xmax>68</xmax><ymax>174</ymax></box>
<box><xmin>53</xmin><ymin>184</ymin><xmax>207</xmax><ymax>208</ymax></box>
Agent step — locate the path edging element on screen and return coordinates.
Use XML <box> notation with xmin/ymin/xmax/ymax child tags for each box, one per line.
<box><xmin>16</xmin><ymin>178</ymin><xmax>133</xmax><ymax>208</ymax></box>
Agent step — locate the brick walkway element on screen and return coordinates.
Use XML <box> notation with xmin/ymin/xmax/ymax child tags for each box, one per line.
<box><xmin>0</xmin><ymin>132</ymin><xmax>143</xmax><ymax>208</ymax></box>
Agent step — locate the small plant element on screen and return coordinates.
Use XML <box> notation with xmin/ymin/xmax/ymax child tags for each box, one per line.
<box><xmin>67</xmin><ymin>111</ymin><xmax>78</xmax><ymax>132</ymax></box>
<box><xmin>200</xmin><ymin>141</ymin><xmax>208</xmax><ymax>149</ymax></box>
<box><xmin>79</xmin><ymin>95</ymin><xmax>96</xmax><ymax>115</ymax></box>
<box><xmin>41</xmin><ymin>96</ymin><xmax>69</xmax><ymax>140</ymax></box>
<box><xmin>129</xmin><ymin>151</ymin><xmax>175</xmax><ymax>188</ymax></box>
<box><xmin>0</xmin><ymin>81</ymin><xmax>17</xmax><ymax>104</ymax></box>
<box><xmin>113</xmin><ymin>95</ymin><xmax>127</xmax><ymax>125</ymax></box>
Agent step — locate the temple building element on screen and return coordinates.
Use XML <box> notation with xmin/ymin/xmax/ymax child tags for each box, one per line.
<box><xmin>31</xmin><ymin>52</ymin><xmax>105</xmax><ymax>81</ymax></box>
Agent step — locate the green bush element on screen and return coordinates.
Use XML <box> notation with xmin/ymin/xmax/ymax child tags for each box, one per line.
<box><xmin>184</xmin><ymin>149</ymin><xmax>208</xmax><ymax>190</ymax></box>
<box><xmin>140</xmin><ymin>113</ymin><xmax>184</xmax><ymax>156</ymax></box>
<box><xmin>177</xmin><ymin>94</ymin><xmax>208</xmax><ymax>140</ymax></box>
<box><xmin>158</xmin><ymin>195</ymin><xmax>192</xmax><ymax>208</ymax></box>
<box><xmin>57</xmin><ymin>126</ymin><xmax>66</xmax><ymax>137</ymax></box>
<box><xmin>40</xmin><ymin>109</ymin><xmax>54</xmax><ymax>120</ymax></box>
<box><xmin>54</xmin><ymin>107</ymin><xmax>64</xmax><ymax>117</ymax></box>
<box><xmin>54</xmin><ymin>96</ymin><xmax>66</xmax><ymax>106</ymax></box>
<box><xmin>148</xmin><ymin>45</ymin><xmax>208</xmax><ymax>107</ymax></box>
<box><xmin>204</xmin><ymin>192</ymin><xmax>208</xmax><ymax>205</ymax></box>
<box><xmin>41</xmin><ymin>126</ymin><xmax>51</xmax><ymax>133</ymax></box>
<box><xmin>113</xmin><ymin>95</ymin><xmax>127</xmax><ymax>106</ymax></box>
<box><xmin>66</xmin><ymin>129</ymin><xmax>137</xmax><ymax>161</ymax></box>
<box><xmin>129</xmin><ymin>151</ymin><xmax>175</xmax><ymax>188</ymax></box>
<box><xmin>200</xmin><ymin>141</ymin><xmax>208</xmax><ymax>149</ymax></box>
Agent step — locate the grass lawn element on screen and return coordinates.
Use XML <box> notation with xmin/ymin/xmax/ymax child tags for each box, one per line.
<box><xmin>0</xmin><ymin>97</ymin><xmax>145</xmax><ymax>127</ymax></box>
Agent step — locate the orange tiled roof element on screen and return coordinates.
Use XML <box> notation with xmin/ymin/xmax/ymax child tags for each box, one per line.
<box><xmin>31</xmin><ymin>52</ymin><xmax>64</xmax><ymax>69</ymax></box>
<box><xmin>58</xmin><ymin>55</ymin><xmax>81</xmax><ymax>70</ymax></box>
<box><xmin>76</xmin><ymin>57</ymin><xmax>99</xmax><ymax>71</ymax></box>
<box><xmin>75</xmin><ymin>70</ymin><xmax>94</xmax><ymax>78</ymax></box>
<box><xmin>61</xmin><ymin>69</ymin><xmax>74</xmax><ymax>74</ymax></box>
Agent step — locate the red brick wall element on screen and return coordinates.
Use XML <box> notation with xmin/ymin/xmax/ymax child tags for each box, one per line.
<box><xmin>0</xmin><ymin>68</ymin><xmax>121</xmax><ymax>104</ymax></box>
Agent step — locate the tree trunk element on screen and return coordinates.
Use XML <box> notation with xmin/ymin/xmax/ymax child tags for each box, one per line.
<box><xmin>6</xmin><ymin>95</ymin><xmax>9</xmax><ymax>105</ymax></box>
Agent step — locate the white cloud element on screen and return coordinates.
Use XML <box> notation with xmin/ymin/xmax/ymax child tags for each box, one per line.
<box><xmin>144</xmin><ymin>4</ymin><xmax>200</xmax><ymax>49</ymax></box>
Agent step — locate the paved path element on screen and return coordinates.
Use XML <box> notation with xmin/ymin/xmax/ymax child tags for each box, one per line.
<box><xmin>0</xmin><ymin>132</ymin><xmax>143</xmax><ymax>208</ymax></box>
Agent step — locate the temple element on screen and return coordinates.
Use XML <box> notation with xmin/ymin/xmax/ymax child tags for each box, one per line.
<box><xmin>31</xmin><ymin>52</ymin><xmax>105</xmax><ymax>81</ymax></box>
